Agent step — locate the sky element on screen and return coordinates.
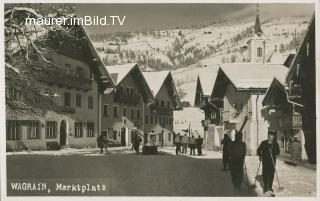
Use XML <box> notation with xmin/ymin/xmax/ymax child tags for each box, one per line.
<box><xmin>76</xmin><ymin>3</ymin><xmax>314</xmax><ymax>34</ymax></box>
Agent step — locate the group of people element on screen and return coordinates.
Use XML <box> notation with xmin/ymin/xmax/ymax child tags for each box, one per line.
<box><xmin>221</xmin><ymin>131</ymin><xmax>280</xmax><ymax>194</ymax></box>
<box><xmin>97</xmin><ymin>127</ymin><xmax>142</xmax><ymax>154</ymax></box>
<box><xmin>174</xmin><ymin>133</ymin><xmax>203</xmax><ymax>156</ymax></box>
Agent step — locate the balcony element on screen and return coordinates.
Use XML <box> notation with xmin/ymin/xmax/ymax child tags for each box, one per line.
<box><xmin>282</xmin><ymin>113</ymin><xmax>302</xmax><ymax>129</ymax></box>
<box><xmin>37</xmin><ymin>69</ymin><xmax>92</xmax><ymax>91</ymax></box>
<box><xmin>150</xmin><ymin>104</ymin><xmax>172</xmax><ymax>115</ymax></box>
<box><xmin>223</xmin><ymin>110</ymin><xmax>241</xmax><ymax>123</ymax></box>
<box><xmin>55</xmin><ymin>106</ymin><xmax>75</xmax><ymax>114</ymax></box>
<box><xmin>114</xmin><ymin>92</ymin><xmax>141</xmax><ymax>106</ymax></box>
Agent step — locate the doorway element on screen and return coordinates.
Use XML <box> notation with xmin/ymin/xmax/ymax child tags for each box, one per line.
<box><xmin>60</xmin><ymin>120</ymin><xmax>67</xmax><ymax>146</ymax></box>
<box><xmin>121</xmin><ymin>127</ymin><xmax>126</xmax><ymax>146</ymax></box>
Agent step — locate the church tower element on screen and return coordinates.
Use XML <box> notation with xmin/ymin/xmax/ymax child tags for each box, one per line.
<box><xmin>247</xmin><ymin>4</ymin><xmax>266</xmax><ymax>63</ymax></box>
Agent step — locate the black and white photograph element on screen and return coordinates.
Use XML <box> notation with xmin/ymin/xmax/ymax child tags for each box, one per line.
<box><xmin>1</xmin><ymin>0</ymin><xmax>319</xmax><ymax>199</ymax></box>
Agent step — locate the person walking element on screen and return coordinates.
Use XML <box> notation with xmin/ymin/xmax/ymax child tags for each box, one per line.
<box><xmin>97</xmin><ymin>133</ymin><xmax>108</xmax><ymax>154</ymax></box>
<box><xmin>290</xmin><ymin>136</ymin><xmax>301</xmax><ymax>166</ymax></box>
<box><xmin>257</xmin><ymin>131</ymin><xmax>280</xmax><ymax>194</ymax></box>
<box><xmin>221</xmin><ymin>133</ymin><xmax>231</xmax><ymax>171</ymax></box>
<box><xmin>228</xmin><ymin>132</ymin><xmax>246</xmax><ymax>191</ymax></box>
<box><xmin>196</xmin><ymin>135</ymin><xmax>203</xmax><ymax>156</ymax></box>
<box><xmin>131</xmin><ymin>128</ymin><xmax>137</xmax><ymax>150</ymax></box>
<box><xmin>189</xmin><ymin>135</ymin><xmax>196</xmax><ymax>155</ymax></box>
<box><xmin>175</xmin><ymin>133</ymin><xmax>181</xmax><ymax>155</ymax></box>
<box><xmin>181</xmin><ymin>134</ymin><xmax>189</xmax><ymax>154</ymax></box>
<box><xmin>133</xmin><ymin>133</ymin><xmax>142</xmax><ymax>154</ymax></box>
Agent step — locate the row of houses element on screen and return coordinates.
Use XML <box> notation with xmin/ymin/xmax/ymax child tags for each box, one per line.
<box><xmin>195</xmin><ymin>14</ymin><xmax>315</xmax><ymax>163</ymax></box>
<box><xmin>6</xmin><ymin>25</ymin><xmax>182</xmax><ymax>151</ymax></box>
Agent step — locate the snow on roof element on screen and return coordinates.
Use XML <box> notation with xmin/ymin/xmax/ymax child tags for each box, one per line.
<box><xmin>220</xmin><ymin>63</ymin><xmax>289</xmax><ymax>89</ymax></box>
<box><xmin>266</xmin><ymin>51</ymin><xmax>288</xmax><ymax>64</ymax></box>
<box><xmin>104</xmin><ymin>63</ymin><xmax>137</xmax><ymax>85</ymax></box>
<box><xmin>197</xmin><ymin>65</ymin><xmax>219</xmax><ymax>96</ymax></box>
<box><xmin>178</xmin><ymin>81</ymin><xmax>197</xmax><ymax>106</ymax></box>
<box><xmin>142</xmin><ymin>70</ymin><xmax>170</xmax><ymax>96</ymax></box>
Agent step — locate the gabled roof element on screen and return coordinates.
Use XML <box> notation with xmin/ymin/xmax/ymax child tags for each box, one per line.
<box><xmin>262</xmin><ymin>77</ymin><xmax>303</xmax><ymax>108</ymax></box>
<box><xmin>219</xmin><ymin>63</ymin><xmax>288</xmax><ymax>90</ymax></box>
<box><xmin>197</xmin><ymin>65</ymin><xmax>219</xmax><ymax>96</ymax></box>
<box><xmin>178</xmin><ymin>81</ymin><xmax>197</xmax><ymax>106</ymax></box>
<box><xmin>104</xmin><ymin>63</ymin><xmax>154</xmax><ymax>102</ymax></box>
<box><xmin>105</xmin><ymin>63</ymin><xmax>137</xmax><ymax>85</ymax></box>
<box><xmin>80</xmin><ymin>25</ymin><xmax>114</xmax><ymax>87</ymax></box>
<box><xmin>143</xmin><ymin>71</ymin><xmax>182</xmax><ymax>109</ymax></box>
<box><xmin>143</xmin><ymin>70</ymin><xmax>170</xmax><ymax>96</ymax></box>
<box><xmin>286</xmin><ymin>14</ymin><xmax>315</xmax><ymax>84</ymax></box>
<box><xmin>266</xmin><ymin>51</ymin><xmax>288</xmax><ymax>64</ymax></box>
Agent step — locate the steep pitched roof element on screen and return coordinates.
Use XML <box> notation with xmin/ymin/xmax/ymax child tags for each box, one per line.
<box><xmin>197</xmin><ymin>65</ymin><xmax>219</xmax><ymax>96</ymax></box>
<box><xmin>286</xmin><ymin>14</ymin><xmax>315</xmax><ymax>84</ymax></box>
<box><xmin>105</xmin><ymin>63</ymin><xmax>137</xmax><ymax>85</ymax></box>
<box><xmin>143</xmin><ymin>71</ymin><xmax>182</xmax><ymax>109</ymax></box>
<box><xmin>178</xmin><ymin>81</ymin><xmax>197</xmax><ymax>106</ymax></box>
<box><xmin>254</xmin><ymin>14</ymin><xmax>263</xmax><ymax>35</ymax></box>
<box><xmin>80</xmin><ymin>25</ymin><xmax>114</xmax><ymax>86</ymax></box>
<box><xmin>104</xmin><ymin>63</ymin><xmax>154</xmax><ymax>102</ymax></box>
<box><xmin>142</xmin><ymin>71</ymin><xmax>170</xmax><ymax>96</ymax></box>
<box><xmin>219</xmin><ymin>63</ymin><xmax>288</xmax><ymax>90</ymax></box>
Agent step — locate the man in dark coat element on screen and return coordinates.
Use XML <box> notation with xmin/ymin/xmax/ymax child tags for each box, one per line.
<box><xmin>257</xmin><ymin>131</ymin><xmax>280</xmax><ymax>193</ymax></box>
<box><xmin>174</xmin><ymin>133</ymin><xmax>181</xmax><ymax>155</ymax></box>
<box><xmin>97</xmin><ymin>133</ymin><xmax>108</xmax><ymax>154</ymax></box>
<box><xmin>221</xmin><ymin>133</ymin><xmax>231</xmax><ymax>171</ymax></box>
<box><xmin>196</xmin><ymin>135</ymin><xmax>203</xmax><ymax>156</ymax></box>
<box><xmin>228</xmin><ymin>132</ymin><xmax>246</xmax><ymax>191</ymax></box>
<box><xmin>189</xmin><ymin>135</ymin><xmax>196</xmax><ymax>155</ymax></box>
<box><xmin>132</xmin><ymin>129</ymin><xmax>142</xmax><ymax>154</ymax></box>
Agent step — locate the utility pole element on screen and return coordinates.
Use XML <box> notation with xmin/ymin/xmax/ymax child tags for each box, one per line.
<box><xmin>262</xmin><ymin>40</ymin><xmax>266</xmax><ymax>64</ymax></box>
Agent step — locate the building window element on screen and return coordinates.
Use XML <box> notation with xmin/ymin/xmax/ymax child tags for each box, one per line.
<box><xmin>88</xmin><ymin>96</ymin><xmax>93</xmax><ymax>109</ymax></box>
<box><xmin>64</xmin><ymin>92</ymin><xmax>71</xmax><ymax>107</ymax></box>
<box><xmin>121</xmin><ymin>108</ymin><xmax>126</xmax><ymax>117</ymax></box>
<box><xmin>130</xmin><ymin>88</ymin><xmax>134</xmax><ymax>96</ymax></box>
<box><xmin>131</xmin><ymin>109</ymin><xmax>135</xmax><ymax>119</ymax></box>
<box><xmin>76</xmin><ymin>94</ymin><xmax>81</xmax><ymax>108</ymax></box>
<box><xmin>145</xmin><ymin>115</ymin><xmax>149</xmax><ymax>124</ymax></box>
<box><xmin>114</xmin><ymin>106</ymin><xmax>118</xmax><ymax>117</ymax></box>
<box><xmin>87</xmin><ymin>122</ymin><xmax>94</xmax><ymax>137</ymax></box>
<box><xmin>103</xmin><ymin>104</ymin><xmax>108</xmax><ymax>116</ymax></box>
<box><xmin>155</xmin><ymin>116</ymin><xmax>158</xmax><ymax>124</ymax></box>
<box><xmin>46</xmin><ymin>121</ymin><xmax>57</xmax><ymax>139</ymax></box>
<box><xmin>126</xmin><ymin>88</ymin><xmax>130</xmax><ymax>96</ymax></box>
<box><xmin>150</xmin><ymin>116</ymin><xmax>154</xmax><ymax>124</ymax></box>
<box><xmin>161</xmin><ymin>100</ymin><xmax>165</xmax><ymax>107</ymax></box>
<box><xmin>75</xmin><ymin>66</ymin><xmax>84</xmax><ymax>78</ymax></box>
<box><xmin>74</xmin><ymin>122</ymin><xmax>83</xmax><ymax>138</ymax></box>
<box><xmin>65</xmin><ymin>64</ymin><xmax>72</xmax><ymax>75</ymax></box>
<box><xmin>169</xmin><ymin>118</ymin><xmax>172</xmax><ymax>126</ymax></box>
<box><xmin>6</xmin><ymin>120</ymin><xmax>21</xmax><ymax>140</ymax></box>
<box><xmin>257</xmin><ymin>47</ymin><xmax>262</xmax><ymax>57</ymax></box>
<box><xmin>155</xmin><ymin>99</ymin><xmax>159</xmax><ymax>106</ymax></box>
<box><xmin>27</xmin><ymin>120</ymin><xmax>41</xmax><ymax>139</ymax></box>
<box><xmin>167</xmin><ymin>101</ymin><xmax>170</xmax><ymax>108</ymax></box>
<box><xmin>137</xmin><ymin>109</ymin><xmax>141</xmax><ymax>120</ymax></box>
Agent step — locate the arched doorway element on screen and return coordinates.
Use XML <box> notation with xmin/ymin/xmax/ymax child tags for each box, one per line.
<box><xmin>121</xmin><ymin>127</ymin><xmax>126</xmax><ymax>146</ymax></box>
<box><xmin>60</xmin><ymin>120</ymin><xmax>67</xmax><ymax>146</ymax></box>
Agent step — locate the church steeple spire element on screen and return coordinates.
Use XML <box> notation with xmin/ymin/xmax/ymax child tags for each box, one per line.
<box><xmin>254</xmin><ymin>4</ymin><xmax>263</xmax><ymax>35</ymax></box>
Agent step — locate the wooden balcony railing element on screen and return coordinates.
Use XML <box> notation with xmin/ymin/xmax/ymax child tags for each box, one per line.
<box><xmin>150</xmin><ymin>104</ymin><xmax>172</xmax><ymax>115</ymax></box>
<box><xmin>113</xmin><ymin>92</ymin><xmax>141</xmax><ymax>105</ymax></box>
<box><xmin>37</xmin><ymin>69</ymin><xmax>92</xmax><ymax>91</ymax></box>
